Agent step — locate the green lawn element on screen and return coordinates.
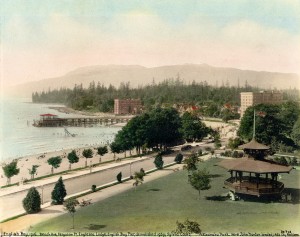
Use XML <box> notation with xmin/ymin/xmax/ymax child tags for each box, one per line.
<box><xmin>32</xmin><ymin>159</ymin><xmax>300</xmax><ymax>234</ymax></box>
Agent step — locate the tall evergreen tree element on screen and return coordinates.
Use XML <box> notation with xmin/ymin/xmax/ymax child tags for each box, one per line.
<box><xmin>23</xmin><ymin>187</ymin><xmax>41</xmax><ymax>214</ymax></box>
<box><xmin>51</xmin><ymin>177</ymin><xmax>67</xmax><ymax>205</ymax></box>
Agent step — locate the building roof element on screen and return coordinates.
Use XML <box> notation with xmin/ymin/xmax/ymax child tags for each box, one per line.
<box><xmin>239</xmin><ymin>138</ymin><xmax>269</xmax><ymax>150</ymax></box>
<box><xmin>40</xmin><ymin>114</ymin><xmax>57</xmax><ymax>116</ymax></box>
<box><xmin>218</xmin><ymin>158</ymin><xmax>293</xmax><ymax>174</ymax></box>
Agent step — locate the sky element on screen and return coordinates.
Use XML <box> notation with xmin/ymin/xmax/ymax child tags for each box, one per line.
<box><xmin>1</xmin><ymin>0</ymin><xmax>300</xmax><ymax>87</ymax></box>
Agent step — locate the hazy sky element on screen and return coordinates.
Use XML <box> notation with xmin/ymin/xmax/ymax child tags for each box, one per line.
<box><xmin>1</xmin><ymin>0</ymin><xmax>300</xmax><ymax>86</ymax></box>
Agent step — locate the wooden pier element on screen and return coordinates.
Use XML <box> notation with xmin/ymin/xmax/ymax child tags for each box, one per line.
<box><xmin>33</xmin><ymin>114</ymin><xmax>133</xmax><ymax>127</ymax></box>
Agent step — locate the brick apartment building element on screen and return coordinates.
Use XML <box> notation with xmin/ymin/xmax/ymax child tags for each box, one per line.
<box><xmin>240</xmin><ymin>91</ymin><xmax>283</xmax><ymax>117</ymax></box>
<box><xmin>114</xmin><ymin>99</ymin><xmax>142</xmax><ymax>115</ymax></box>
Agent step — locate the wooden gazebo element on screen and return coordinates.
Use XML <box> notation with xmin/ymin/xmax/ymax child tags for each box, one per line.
<box><xmin>219</xmin><ymin>138</ymin><xmax>293</xmax><ymax>197</ymax></box>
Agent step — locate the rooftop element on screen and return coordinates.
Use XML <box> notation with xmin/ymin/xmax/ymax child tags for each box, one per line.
<box><xmin>218</xmin><ymin>158</ymin><xmax>293</xmax><ymax>174</ymax></box>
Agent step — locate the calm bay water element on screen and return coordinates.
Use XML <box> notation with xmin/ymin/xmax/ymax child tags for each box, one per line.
<box><xmin>0</xmin><ymin>98</ymin><xmax>120</xmax><ymax>161</ymax></box>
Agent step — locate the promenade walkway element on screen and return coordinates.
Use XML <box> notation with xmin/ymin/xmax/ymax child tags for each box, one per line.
<box><xmin>0</xmin><ymin>144</ymin><xmax>210</xmax><ymax>233</ymax></box>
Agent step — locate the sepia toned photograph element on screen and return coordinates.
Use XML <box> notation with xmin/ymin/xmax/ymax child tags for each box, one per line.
<box><xmin>0</xmin><ymin>1</ymin><xmax>299</xmax><ymax>236</ymax></box>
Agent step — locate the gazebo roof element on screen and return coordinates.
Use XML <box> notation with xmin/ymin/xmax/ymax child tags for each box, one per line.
<box><xmin>40</xmin><ymin>113</ymin><xmax>57</xmax><ymax>116</ymax></box>
<box><xmin>218</xmin><ymin>158</ymin><xmax>293</xmax><ymax>174</ymax></box>
<box><xmin>239</xmin><ymin>138</ymin><xmax>269</xmax><ymax>150</ymax></box>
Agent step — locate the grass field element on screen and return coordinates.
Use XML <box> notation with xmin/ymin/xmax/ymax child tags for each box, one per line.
<box><xmin>32</xmin><ymin>159</ymin><xmax>300</xmax><ymax>234</ymax></box>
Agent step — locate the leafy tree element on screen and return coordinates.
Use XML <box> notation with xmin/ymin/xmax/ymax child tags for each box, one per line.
<box><xmin>116</xmin><ymin>172</ymin><xmax>122</xmax><ymax>183</ymax></box>
<box><xmin>189</xmin><ymin>169</ymin><xmax>211</xmax><ymax>199</ymax></box>
<box><xmin>28</xmin><ymin>165</ymin><xmax>39</xmax><ymax>179</ymax></box>
<box><xmin>279</xmin><ymin>101</ymin><xmax>299</xmax><ymax>135</ymax></box>
<box><xmin>140</xmin><ymin>168</ymin><xmax>146</xmax><ymax>176</ymax></box>
<box><xmin>82</xmin><ymin>149</ymin><xmax>94</xmax><ymax>167</ymax></box>
<box><xmin>47</xmin><ymin>156</ymin><xmax>62</xmax><ymax>174</ymax></box>
<box><xmin>51</xmin><ymin>177</ymin><xmax>67</xmax><ymax>205</ymax></box>
<box><xmin>228</xmin><ymin>137</ymin><xmax>244</xmax><ymax>150</ymax></box>
<box><xmin>291</xmin><ymin>117</ymin><xmax>300</xmax><ymax>146</ymax></box>
<box><xmin>154</xmin><ymin>154</ymin><xmax>164</xmax><ymax>169</ymax></box>
<box><xmin>173</xmin><ymin>219</ymin><xmax>202</xmax><ymax>235</ymax></box>
<box><xmin>133</xmin><ymin>171</ymin><xmax>144</xmax><ymax>190</ymax></box>
<box><xmin>67</xmin><ymin>150</ymin><xmax>79</xmax><ymax>170</ymax></box>
<box><xmin>183</xmin><ymin>153</ymin><xmax>201</xmax><ymax>172</ymax></box>
<box><xmin>221</xmin><ymin>108</ymin><xmax>239</xmax><ymax>122</ymax></box>
<box><xmin>97</xmin><ymin>146</ymin><xmax>108</xmax><ymax>163</ymax></box>
<box><xmin>110</xmin><ymin>142</ymin><xmax>122</xmax><ymax>159</ymax></box>
<box><xmin>64</xmin><ymin>198</ymin><xmax>79</xmax><ymax>229</ymax></box>
<box><xmin>174</xmin><ymin>153</ymin><xmax>184</xmax><ymax>164</ymax></box>
<box><xmin>180</xmin><ymin>112</ymin><xmax>209</xmax><ymax>142</ymax></box>
<box><xmin>22</xmin><ymin>187</ymin><xmax>41</xmax><ymax>214</ymax></box>
<box><xmin>238</xmin><ymin>104</ymin><xmax>297</xmax><ymax>147</ymax></box>
<box><xmin>2</xmin><ymin>160</ymin><xmax>20</xmax><ymax>185</ymax></box>
<box><xmin>147</xmin><ymin>108</ymin><xmax>182</xmax><ymax>150</ymax></box>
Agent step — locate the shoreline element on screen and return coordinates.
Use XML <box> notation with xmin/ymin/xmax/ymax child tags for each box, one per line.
<box><xmin>48</xmin><ymin>106</ymin><xmax>116</xmax><ymax>117</ymax></box>
<box><xmin>0</xmin><ymin>143</ymin><xmax>123</xmax><ymax>187</ymax></box>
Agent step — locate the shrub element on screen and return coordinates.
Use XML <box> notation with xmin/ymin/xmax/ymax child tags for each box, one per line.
<box><xmin>91</xmin><ymin>185</ymin><xmax>96</xmax><ymax>192</ymax></box>
<box><xmin>140</xmin><ymin>168</ymin><xmax>146</xmax><ymax>176</ymax></box>
<box><xmin>116</xmin><ymin>172</ymin><xmax>122</xmax><ymax>183</ymax></box>
<box><xmin>173</xmin><ymin>219</ymin><xmax>201</xmax><ymax>235</ymax></box>
<box><xmin>154</xmin><ymin>154</ymin><xmax>164</xmax><ymax>169</ymax></box>
<box><xmin>51</xmin><ymin>177</ymin><xmax>67</xmax><ymax>205</ymax></box>
<box><xmin>174</xmin><ymin>153</ymin><xmax>183</xmax><ymax>164</ymax></box>
<box><xmin>232</xmin><ymin>150</ymin><xmax>239</xmax><ymax>158</ymax></box>
<box><xmin>22</xmin><ymin>187</ymin><xmax>41</xmax><ymax>214</ymax></box>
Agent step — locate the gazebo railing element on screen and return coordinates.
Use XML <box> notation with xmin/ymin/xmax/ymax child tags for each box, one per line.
<box><xmin>224</xmin><ymin>177</ymin><xmax>284</xmax><ymax>196</ymax></box>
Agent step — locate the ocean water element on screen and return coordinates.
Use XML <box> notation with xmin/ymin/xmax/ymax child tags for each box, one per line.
<box><xmin>0</xmin><ymin>98</ymin><xmax>120</xmax><ymax>161</ymax></box>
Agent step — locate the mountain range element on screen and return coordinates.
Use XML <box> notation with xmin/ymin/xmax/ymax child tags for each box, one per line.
<box><xmin>6</xmin><ymin>64</ymin><xmax>300</xmax><ymax>97</ymax></box>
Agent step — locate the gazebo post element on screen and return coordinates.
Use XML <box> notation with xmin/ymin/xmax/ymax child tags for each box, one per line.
<box><xmin>235</xmin><ymin>171</ymin><xmax>237</xmax><ymax>182</ymax></box>
<box><xmin>256</xmin><ymin>173</ymin><xmax>259</xmax><ymax>189</ymax></box>
<box><xmin>249</xmin><ymin>172</ymin><xmax>251</xmax><ymax>182</ymax></box>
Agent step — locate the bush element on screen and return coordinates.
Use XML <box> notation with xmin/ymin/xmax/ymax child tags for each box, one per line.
<box><xmin>140</xmin><ymin>168</ymin><xmax>146</xmax><ymax>176</ymax></box>
<box><xmin>23</xmin><ymin>187</ymin><xmax>41</xmax><ymax>214</ymax></box>
<box><xmin>154</xmin><ymin>154</ymin><xmax>164</xmax><ymax>169</ymax></box>
<box><xmin>116</xmin><ymin>172</ymin><xmax>122</xmax><ymax>183</ymax></box>
<box><xmin>91</xmin><ymin>185</ymin><xmax>96</xmax><ymax>192</ymax></box>
<box><xmin>232</xmin><ymin>150</ymin><xmax>239</xmax><ymax>158</ymax></box>
<box><xmin>51</xmin><ymin>177</ymin><xmax>67</xmax><ymax>205</ymax></box>
<box><xmin>174</xmin><ymin>153</ymin><xmax>184</xmax><ymax>164</ymax></box>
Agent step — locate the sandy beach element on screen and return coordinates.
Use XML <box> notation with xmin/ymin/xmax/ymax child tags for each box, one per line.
<box><xmin>0</xmin><ymin>144</ymin><xmax>133</xmax><ymax>187</ymax></box>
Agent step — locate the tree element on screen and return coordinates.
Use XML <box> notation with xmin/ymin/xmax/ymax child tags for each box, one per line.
<box><xmin>117</xmin><ymin>172</ymin><xmax>122</xmax><ymax>183</ymax></box>
<box><xmin>22</xmin><ymin>187</ymin><xmax>41</xmax><ymax>214</ymax></box>
<box><xmin>64</xmin><ymin>198</ymin><xmax>79</xmax><ymax>230</ymax></box>
<box><xmin>291</xmin><ymin>117</ymin><xmax>300</xmax><ymax>146</ymax></box>
<box><xmin>180</xmin><ymin>112</ymin><xmax>209</xmax><ymax>142</ymax></box>
<box><xmin>228</xmin><ymin>137</ymin><xmax>244</xmax><ymax>150</ymax></box>
<box><xmin>2</xmin><ymin>160</ymin><xmax>20</xmax><ymax>185</ymax></box>
<box><xmin>82</xmin><ymin>149</ymin><xmax>94</xmax><ymax>167</ymax></box>
<box><xmin>189</xmin><ymin>169</ymin><xmax>211</xmax><ymax>199</ymax></box>
<box><xmin>67</xmin><ymin>150</ymin><xmax>79</xmax><ymax>170</ymax></box>
<box><xmin>47</xmin><ymin>156</ymin><xmax>62</xmax><ymax>174</ymax></box>
<box><xmin>174</xmin><ymin>153</ymin><xmax>183</xmax><ymax>164</ymax></box>
<box><xmin>183</xmin><ymin>153</ymin><xmax>200</xmax><ymax>172</ymax></box>
<box><xmin>133</xmin><ymin>171</ymin><xmax>144</xmax><ymax>190</ymax></box>
<box><xmin>173</xmin><ymin>219</ymin><xmax>202</xmax><ymax>235</ymax></box>
<box><xmin>154</xmin><ymin>154</ymin><xmax>164</xmax><ymax>169</ymax></box>
<box><xmin>28</xmin><ymin>165</ymin><xmax>39</xmax><ymax>179</ymax></box>
<box><xmin>97</xmin><ymin>146</ymin><xmax>108</xmax><ymax>163</ymax></box>
<box><xmin>238</xmin><ymin>104</ymin><xmax>297</xmax><ymax>147</ymax></box>
<box><xmin>110</xmin><ymin>142</ymin><xmax>122</xmax><ymax>160</ymax></box>
<box><xmin>147</xmin><ymin>108</ymin><xmax>182</xmax><ymax>150</ymax></box>
<box><xmin>51</xmin><ymin>177</ymin><xmax>67</xmax><ymax>205</ymax></box>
